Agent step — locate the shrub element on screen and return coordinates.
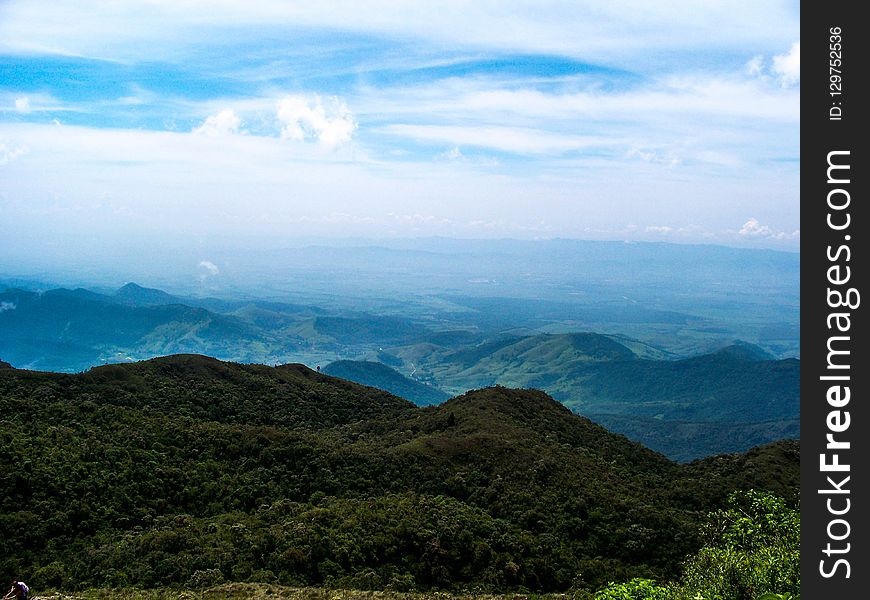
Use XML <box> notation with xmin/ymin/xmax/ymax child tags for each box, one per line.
<box><xmin>188</xmin><ymin>568</ymin><xmax>225</xmax><ymax>588</ymax></box>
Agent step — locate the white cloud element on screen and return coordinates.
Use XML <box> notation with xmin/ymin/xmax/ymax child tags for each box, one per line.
<box><xmin>738</xmin><ymin>218</ymin><xmax>799</xmax><ymax>240</ymax></box>
<box><xmin>0</xmin><ymin>301</ymin><xmax>17</xmax><ymax>312</ymax></box>
<box><xmin>772</xmin><ymin>42</ymin><xmax>800</xmax><ymax>87</ymax></box>
<box><xmin>739</xmin><ymin>218</ymin><xmax>771</xmax><ymax>236</ymax></box>
<box><xmin>439</xmin><ymin>146</ymin><xmax>464</xmax><ymax>161</ymax></box>
<box><xmin>0</xmin><ymin>119</ymin><xmax>798</xmax><ymax>248</ymax></box>
<box><xmin>14</xmin><ymin>96</ymin><xmax>31</xmax><ymax>113</ymax></box>
<box><xmin>435</xmin><ymin>145</ymin><xmax>499</xmax><ymax>167</ymax></box>
<box><xmin>356</xmin><ymin>72</ymin><xmax>800</xmax><ymax>142</ymax></box>
<box><xmin>746</xmin><ymin>42</ymin><xmax>799</xmax><ymax>87</ymax></box>
<box><xmin>1</xmin><ymin>92</ymin><xmax>74</xmax><ymax>115</ymax></box>
<box><xmin>387</xmin><ymin>212</ymin><xmax>451</xmax><ymax>226</ymax></box>
<box><xmin>276</xmin><ymin>95</ymin><xmax>356</xmax><ymax>148</ymax></box>
<box><xmin>646</xmin><ymin>225</ymin><xmax>672</xmax><ymax>233</ymax></box>
<box><xmin>198</xmin><ymin>260</ymin><xmax>219</xmax><ymax>275</ymax></box>
<box><xmin>193</xmin><ymin>109</ymin><xmax>241</xmax><ymax>136</ymax></box>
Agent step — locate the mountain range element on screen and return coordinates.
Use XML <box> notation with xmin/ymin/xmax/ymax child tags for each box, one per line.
<box><xmin>328</xmin><ymin>334</ymin><xmax>798</xmax><ymax>461</ymax></box>
<box><xmin>0</xmin><ymin>354</ymin><xmax>799</xmax><ymax>593</ymax></box>
<box><xmin>0</xmin><ymin>282</ymin><xmax>798</xmax><ymax>461</ymax></box>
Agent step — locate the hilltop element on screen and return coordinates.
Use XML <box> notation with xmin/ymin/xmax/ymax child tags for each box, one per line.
<box><xmin>0</xmin><ymin>355</ymin><xmax>798</xmax><ymax>594</ymax></box>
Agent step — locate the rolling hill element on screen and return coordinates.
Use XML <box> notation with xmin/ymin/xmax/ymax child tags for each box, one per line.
<box><xmin>0</xmin><ymin>284</ymin><xmax>439</xmax><ymax>372</ymax></box>
<box><xmin>395</xmin><ymin>333</ymin><xmax>799</xmax><ymax>460</ymax></box>
<box><xmin>0</xmin><ymin>283</ymin><xmax>798</xmax><ymax>461</ymax></box>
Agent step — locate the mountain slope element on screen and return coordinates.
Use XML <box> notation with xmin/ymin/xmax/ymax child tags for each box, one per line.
<box><xmin>0</xmin><ymin>355</ymin><xmax>798</xmax><ymax>593</ymax></box>
<box><xmin>0</xmin><ymin>287</ymin><xmax>289</xmax><ymax>371</ymax></box>
<box><xmin>322</xmin><ymin>360</ymin><xmax>450</xmax><ymax>406</ymax></box>
<box><xmin>590</xmin><ymin>414</ymin><xmax>800</xmax><ymax>463</ymax></box>
<box><xmin>0</xmin><ymin>284</ymin><xmax>440</xmax><ymax>372</ymax></box>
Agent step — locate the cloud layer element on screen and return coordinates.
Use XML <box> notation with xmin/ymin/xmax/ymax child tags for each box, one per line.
<box><xmin>0</xmin><ymin>2</ymin><xmax>799</xmax><ymax>249</ymax></box>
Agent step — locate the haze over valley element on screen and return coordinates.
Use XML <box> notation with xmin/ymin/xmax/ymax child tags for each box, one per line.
<box><xmin>0</xmin><ymin>238</ymin><xmax>799</xmax><ymax>461</ymax></box>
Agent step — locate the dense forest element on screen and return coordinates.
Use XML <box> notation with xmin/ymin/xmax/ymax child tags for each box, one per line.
<box><xmin>0</xmin><ymin>355</ymin><xmax>798</xmax><ymax>596</ymax></box>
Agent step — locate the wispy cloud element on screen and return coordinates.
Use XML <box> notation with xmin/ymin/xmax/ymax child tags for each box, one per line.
<box><xmin>435</xmin><ymin>146</ymin><xmax>500</xmax><ymax>167</ymax></box>
<box><xmin>0</xmin><ymin>2</ymin><xmax>799</xmax><ymax>249</ymax></box>
<box><xmin>628</xmin><ymin>148</ymin><xmax>680</xmax><ymax>167</ymax></box>
<box><xmin>193</xmin><ymin>109</ymin><xmax>242</xmax><ymax>137</ymax></box>
<box><xmin>379</xmin><ymin>124</ymin><xmax>614</xmax><ymax>155</ymax></box>
<box><xmin>0</xmin><ymin>1</ymin><xmax>799</xmax><ymax>67</ymax></box>
<box><xmin>198</xmin><ymin>260</ymin><xmax>219</xmax><ymax>275</ymax></box>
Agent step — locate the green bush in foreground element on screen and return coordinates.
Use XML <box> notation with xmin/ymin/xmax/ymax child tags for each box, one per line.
<box><xmin>595</xmin><ymin>578</ymin><xmax>669</xmax><ymax>599</ymax></box>
<box><xmin>595</xmin><ymin>490</ymin><xmax>799</xmax><ymax>600</ymax></box>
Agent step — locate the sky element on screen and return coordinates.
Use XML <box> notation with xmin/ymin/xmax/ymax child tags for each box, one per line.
<box><xmin>0</xmin><ymin>1</ymin><xmax>800</xmax><ymax>255</ymax></box>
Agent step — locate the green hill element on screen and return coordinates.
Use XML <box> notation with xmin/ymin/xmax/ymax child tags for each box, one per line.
<box><xmin>11</xmin><ymin>354</ymin><xmax>415</xmax><ymax>428</ymax></box>
<box><xmin>398</xmin><ymin>334</ymin><xmax>798</xmax><ymax>460</ymax></box>
<box><xmin>0</xmin><ymin>355</ymin><xmax>797</xmax><ymax>594</ymax></box>
<box><xmin>322</xmin><ymin>360</ymin><xmax>450</xmax><ymax>406</ymax></box>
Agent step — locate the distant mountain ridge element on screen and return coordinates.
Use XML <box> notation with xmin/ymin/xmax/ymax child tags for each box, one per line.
<box><xmin>114</xmin><ymin>281</ymin><xmax>183</xmax><ymax>306</ymax></box>
<box><xmin>0</xmin><ymin>286</ymin><xmax>273</xmax><ymax>371</ymax></box>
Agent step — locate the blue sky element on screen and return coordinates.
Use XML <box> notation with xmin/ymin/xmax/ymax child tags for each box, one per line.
<box><xmin>0</xmin><ymin>1</ymin><xmax>799</xmax><ymax>250</ymax></box>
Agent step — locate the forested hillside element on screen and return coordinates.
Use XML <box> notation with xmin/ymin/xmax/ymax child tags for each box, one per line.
<box><xmin>0</xmin><ymin>356</ymin><xmax>798</xmax><ymax>594</ymax></box>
